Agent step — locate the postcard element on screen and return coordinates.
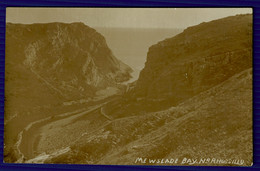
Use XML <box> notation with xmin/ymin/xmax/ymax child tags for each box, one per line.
<box><xmin>4</xmin><ymin>8</ymin><xmax>253</xmax><ymax>166</ymax></box>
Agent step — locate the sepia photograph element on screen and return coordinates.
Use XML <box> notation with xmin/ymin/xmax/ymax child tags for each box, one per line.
<box><xmin>4</xmin><ymin>8</ymin><xmax>252</xmax><ymax>166</ymax></box>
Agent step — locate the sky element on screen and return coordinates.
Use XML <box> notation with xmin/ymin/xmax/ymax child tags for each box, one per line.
<box><xmin>6</xmin><ymin>8</ymin><xmax>252</xmax><ymax>29</ymax></box>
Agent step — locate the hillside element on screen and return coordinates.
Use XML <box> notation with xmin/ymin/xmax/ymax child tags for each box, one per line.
<box><xmin>5</xmin><ymin>22</ymin><xmax>132</xmax><ymax>102</ymax></box>
<box><xmin>133</xmin><ymin>14</ymin><xmax>252</xmax><ymax>106</ymax></box>
<box><xmin>5</xmin><ymin>14</ymin><xmax>252</xmax><ymax>166</ymax></box>
<box><xmin>5</xmin><ymin>22</ymin><xmax>132</xmax><ymax>121</ymax></box>
<box><xmin>100</xmin><ymin>68</ymin><xmax>252</xmax><ymax>166</ymax></box>
<box><xmin>100</xmin><ymin>14</ymin><xmax>252</xmax><ymax>118</ymax></box>
<box><xmin>4</xmin><ymin>22</ymin><xmax>132</xmax><ymax>162</ymax></box>
<box><xmin>45</xmin><ymin>68</ymin><xmax>252</xmax><ymax>166</ymax></box>
<box><xmin>41</xmin><ymin>14</ymin><xmax>252</xmax><ymax>166</ymax></box>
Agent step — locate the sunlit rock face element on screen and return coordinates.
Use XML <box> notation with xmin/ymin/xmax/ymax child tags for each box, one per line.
<box><xmin>6</xmin><ymin>22</ymin><xmax>132</xmax><ymax>102</ymax></box>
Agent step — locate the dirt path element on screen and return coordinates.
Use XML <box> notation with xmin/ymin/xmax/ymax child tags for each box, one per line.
<box><xmin>100</xmin><ymin>106</ymin><xmax>113</xmax><ymax>120</ymax></box>
<box><xmin>17</xmin><ymin>104</ymin><xmax>104</xmax><ymax>162</ymax></box>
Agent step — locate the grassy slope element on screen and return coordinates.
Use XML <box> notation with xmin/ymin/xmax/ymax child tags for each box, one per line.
<box><xmin>103</xmin><ymin>68</ymin><xmax>252</xmax><ymax>166</ymax></box>
<box><xmin>47</xmin><ymin>68</ymin><xmax>252</xmax><ymax>166</ymax></box>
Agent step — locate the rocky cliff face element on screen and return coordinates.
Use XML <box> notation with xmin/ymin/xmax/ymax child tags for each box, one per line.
<box><xmin>5</xmin><ymin>22</ymin><xmax>132</xmax><ymax>102</ymax></box>
<box><xmin>4</xmin><ymin>23</ymin><xmax>132</xmax><ymax>162</ymax></box>
<box><xmin>133</xmin><ymin>14</ymin><xmax>252</xmax><ymax>105</ymax></box>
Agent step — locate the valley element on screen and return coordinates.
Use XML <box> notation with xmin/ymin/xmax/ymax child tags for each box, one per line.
<box><xmin>18</xmin><ymin>99</ymin><xmax>114</xmax><ymax>162</ymax></box>
<box><xmin>4</xmin><ymin>13</ymin><xmax>253</xmax><ymax>166</ymax></box>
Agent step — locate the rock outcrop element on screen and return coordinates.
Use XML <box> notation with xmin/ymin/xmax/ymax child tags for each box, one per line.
<box><xmin>4</xmin><ymin>22</ymin><xmax>132</xmax><ymax>159</ymax></box>
<box><xmin>6</xmin><ymin>22</ymin><xmax>132</xmax><ymax>102</ymax></box>
<box><xmin>133</xmin><ymin>14</ymin><xmax>252</xmax><ymax>105</ymax></box>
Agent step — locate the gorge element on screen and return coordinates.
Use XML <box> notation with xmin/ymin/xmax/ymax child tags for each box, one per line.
<box><xmin>4</xmin><ymin>14</ymin><xmax>252</xmax><ymax>166</ymax></box>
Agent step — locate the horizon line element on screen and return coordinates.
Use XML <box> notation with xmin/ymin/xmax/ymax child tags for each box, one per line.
<box><xmin>5</xmin><ymin>22</ymin><xmax>184</xmax><ymax>30</ymax></box>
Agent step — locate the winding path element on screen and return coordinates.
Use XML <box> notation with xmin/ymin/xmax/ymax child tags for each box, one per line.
<box><xmin>15</xmin><ymin>99</ymin><xmax>115</xmax><ymax>163</ymax></box>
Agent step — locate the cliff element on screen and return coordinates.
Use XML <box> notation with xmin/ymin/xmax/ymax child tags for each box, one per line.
<box><xmin>5</xmin><ymin>22</ymin><xmax>132</xmax><ymax>106</ymax></box>
<box><xmin>4</xmin><ymin>22</ymin><xmax>132</xmax><ymax>157</ymax></box>
<box><xmin>133</xmin><ymin>14</ymin><xmax>252</xmax><ymax>105</ymax></box>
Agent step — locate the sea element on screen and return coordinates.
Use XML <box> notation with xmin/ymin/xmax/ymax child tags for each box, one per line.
<box><xmin>95</xmin><ymin>27</ymin><xmax>183</xmax><ymax>83</ymax></box>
